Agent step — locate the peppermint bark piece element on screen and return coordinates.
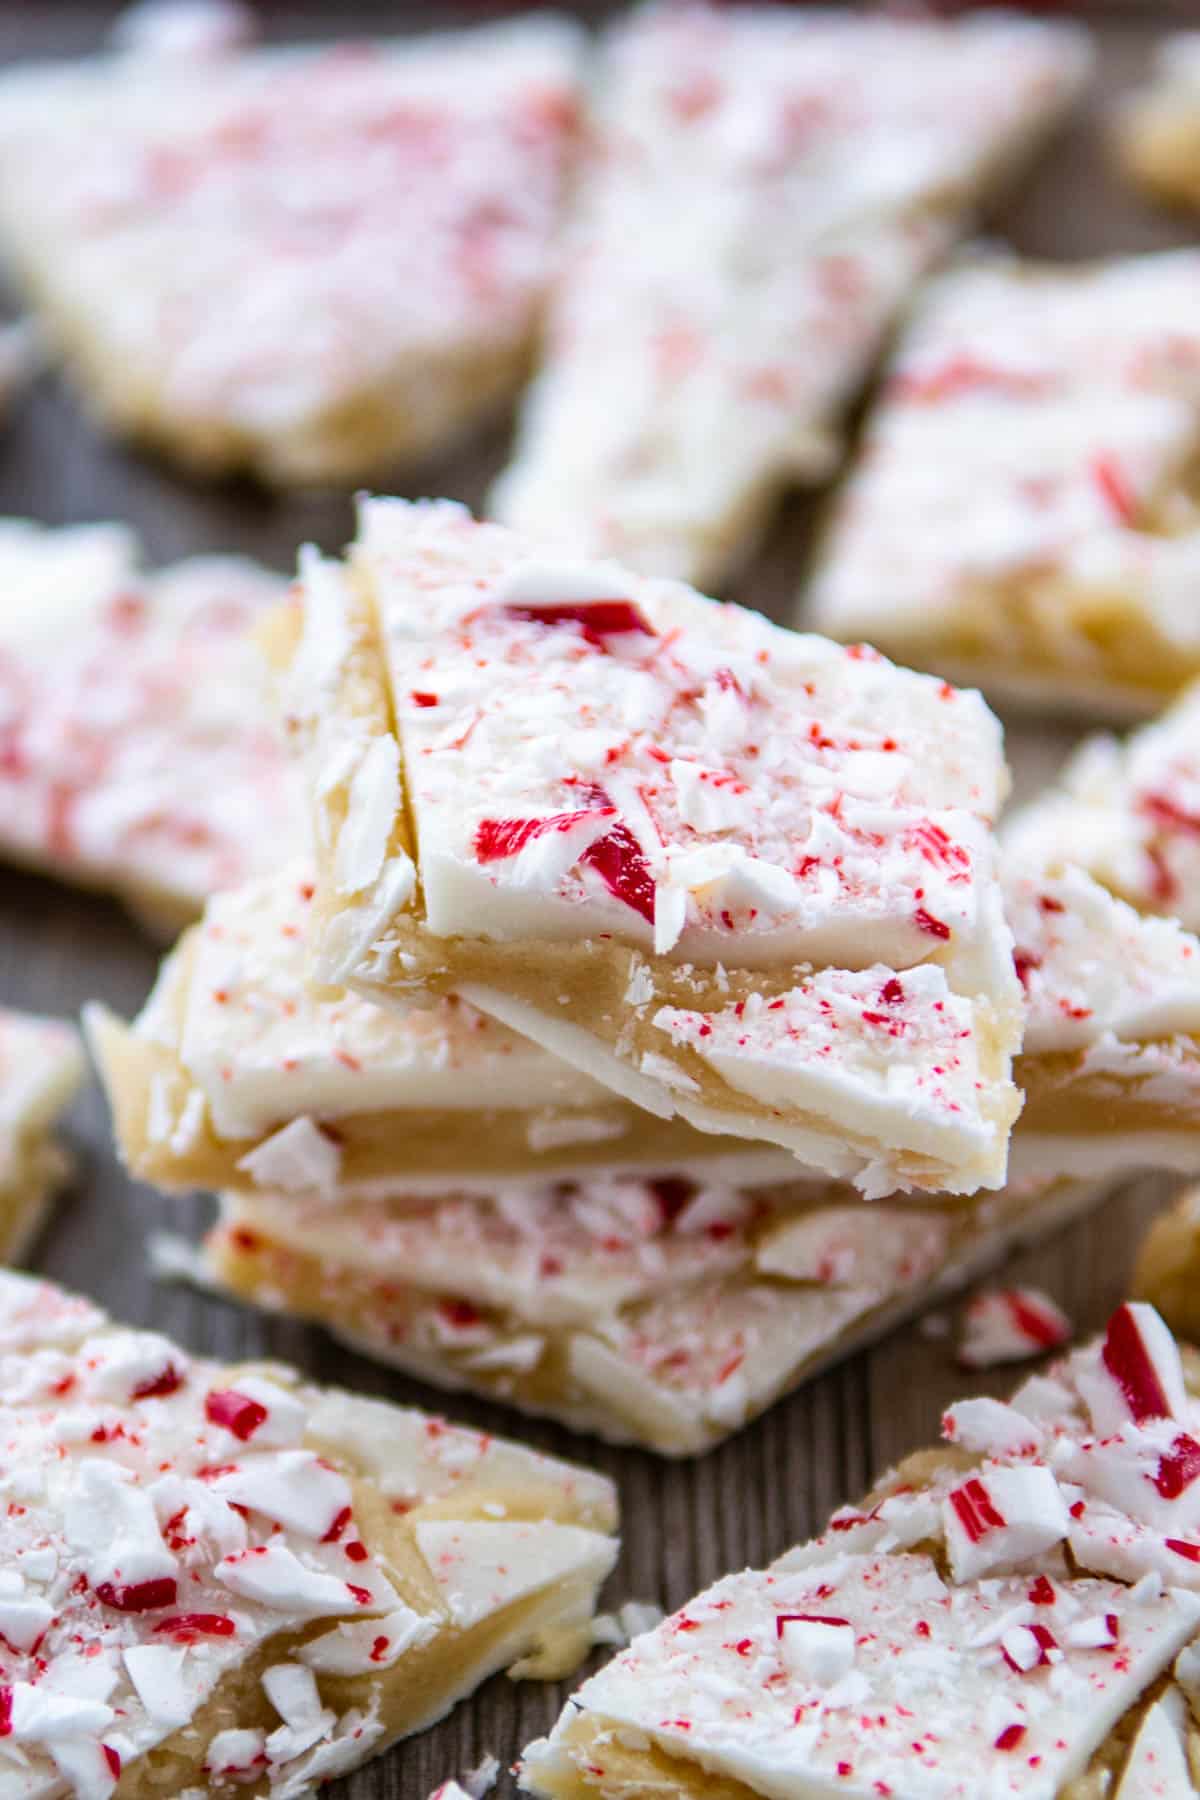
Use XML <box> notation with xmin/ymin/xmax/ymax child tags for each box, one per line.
<box><xmin>1003</xmin><ymin>681</ymin><xmax>1200</xmax><ymax>933</ymax></box>
<box><xmin>87</xmin><ymin>864</ymin><xmax>794</xmax><ymax>1200</ymax></box>
<box><xmin>0</xmin><ymin>1010</ymin><xmax>83</xmax><ymax>1260</ymax></box>
<box><xmin>0</xmin><ymin>13</ymin><xmax>582</xmax><ymax>485</ymax></box>
<box><xmin>490</xmin><ymin>3</ymin><xmax>1089</xmax><ymax>587</ymax></box>
<box><xmin>1117</xmin><ymin>35</ymin><xmax>1200</xmax><ymax>212</ymax></box>
<box><xmin>1006</xmin><ymin>865</ymin><xmax>1200</xmax><ymax>1182</ymax></box>
<box><xmin>521</xmin><ymin>1302</ymin><xmax>1200</xmax><ymax>1799</ymax></box>
<box><xmin>202</xmin><ymin>1170</ymin><xmax>1108</xmax><ymax>1457</ymax></box>
<box><xmin>0</xmin><ymin>1268</ymin><xmax>617</xmax><ymax>1799</ymax></box>
<box><xmin>0</xmin><ymin>518</ymin><xmax>298</xmax><ymax>936</ymax></box>
<box><xmin>808</xmin><ymin>251</ymin><xmax>1200</xmax><ymax>719</ymax></box>
<box><xmin>289</xmin><ymin>498</ymin><xmax>1023</xmax><ymax>1199</ymax></box>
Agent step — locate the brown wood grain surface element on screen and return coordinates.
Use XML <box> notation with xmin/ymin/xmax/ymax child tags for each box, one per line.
<box><xmin>0</xmin><ymin>7</ymin><xmax>1193</xmax><ymax>1794</ymax></box>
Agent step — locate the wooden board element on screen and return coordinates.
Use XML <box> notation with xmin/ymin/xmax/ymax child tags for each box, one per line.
<box><xmin>0</xmin><ymin>7</ymin><xmax>1193</xmax><ymax>1793</ymax></box>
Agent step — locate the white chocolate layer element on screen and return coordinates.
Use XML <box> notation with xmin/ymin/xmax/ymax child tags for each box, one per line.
<box><xmin>492</xmin><ymin>4</ymin><xmax>1089</xmax><ymax>585</ymax></box>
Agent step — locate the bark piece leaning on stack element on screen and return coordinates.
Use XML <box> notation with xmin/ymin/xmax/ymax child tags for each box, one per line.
<box><xmin>0</xmin><ymin>1009</ymin><xmax>83</xmax><ymax>1260</ymax></box>
<box><xmin>0</xmin><ymin>517</ymin><xmax>300</xmax><ymax>937</ymax></box>
<box><xmin>521</xmin><ymin>1300</ymin><xmax>1200</xmax><ymax>1800</ymax></box>
<box><xmin>281</xmin><ymin>496</ymin><xmax>1026</xmax><ymax>1203</ymax></box>
<box><xmin>89</xmin><ymin>823</ymin><xmax>1200</xmax><ymax>1454</ymax></box>
<box><xmin>491</xmin><ymin>1</ymin><xmax>1091</xmax><ymax>587</ymax></box>
<box><xmin>1004</xmin><ymin>678</ymin><xmax>1200</xmax><ymax>933</ymax></box>
<box><xmin>0</xmin><ymin>1267</ymin><xmax>617</xmax><ymax>1800</ymax></box>
<box><xmin>0</xmin><ymin>9</ymin><xmax>584</xmax><ymax>485</ymax></box>
<box><xmin>807</xmin><ymin>249</ymin><xmax>1200</xmax><ymax>719</ymax></box>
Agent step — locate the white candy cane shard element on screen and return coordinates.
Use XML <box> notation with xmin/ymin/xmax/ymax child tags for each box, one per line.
<box><xmin>493</xmin><ymin>4</ymin><xmax>1089</xmax><ymax>586</ymax></box>
<box><xmin>959</xmin><ymin>1287</ymin><xmax>1072</xmax><ymax>1371</ymax></box>
<box><xmin>809</xmin><ymin>249</ymin><xmax>1200</xmax><ymax>721</ymax></box>
<box><xmin>521</xmin><ymin>1304</ymin><xmax>1200</xmax><ymax>1800</ymax></box>
<box><xmin>0</xmin><ymin>1268</ymin><xmax>616</xmax><ymax>1796</ymax></box>
<box><xmin>0</xmin><ymin>11</ymin><xmax>583</xmax><ymax>484</ymax></box>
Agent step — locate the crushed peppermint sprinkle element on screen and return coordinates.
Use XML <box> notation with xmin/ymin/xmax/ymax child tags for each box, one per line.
<box><xmin>959</xmin><ymin>1286</ymin><xmax>1072</xmax><ymax>1369</ymax></box>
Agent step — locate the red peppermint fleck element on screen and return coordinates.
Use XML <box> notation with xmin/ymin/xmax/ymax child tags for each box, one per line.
<box><xmin>1101</xmin><ymin>1304</ymin><xmax>1173</xmax><ymax>1423</ymax></box>
<box><xmin>1091</xmin><ymin>452</ymin><xmax>1137</xmax><ymax>525</ymax></box>
<box><xmin>1013</xmin><ymin>949</ymin><xmax>1042</xmax><ymax>989</ymax></box>
<box><xmin>410</xmin><ymin>691</ymin><xmax>439</xmax><ymax>707</ymax></box>
<box><xmin>1038</xmin><ymin>895</ymin><xmax>1064</xmax><ymax>914</ymax></box>
<box><xmin>205</xmin><ymin>1388</ymin><xmax>268</xmax><ymax>1441</ymax></box>
<box><xmin>1027</xmin><ymin>1576</ymin><xmax>1056</xmax><ymax>1606</ymax></box>
<box><xmin>345</xmin><ymin>1540</ymin><xmax>369</xmax><ymax>1563</ymax></box>
<box><xmin>474</xmin><ymin>807</ymin><xmax>612</xmax><ymax>864</ymax></box>
<box><xmin>906</xmin><ymin>821</ymin><xmax>970</xmax><ymax>871</ymax></box>
<box><xmin>648</xmin><ymin>1175</ymin><xmax>697</xmax><ymax>1226</ymax></box>
<box><xmin>879</xmin><ymin>977</ymin><xmax>904</xmax><ymax>1005</ymax></box>
<box><xmin>322</xmin><ymin>1505</ymin><xmax>352</xmax><ymax>1544</ymax></box>
<box><xmin>1001</xmin><ymin>1623</ymin><xmax>1057</xmax><ymax>1673</ymax></box>
<box><xmin>437</xmin><ymin>1298</ymin><xmax>482</xmax><ymax>1330</ymax></box>
<box><xmin>1154</xmin><ymin>1434</ymin><xmax>1200</xmax><ymax>1500</ymax></box>
<box><xmin>775</xmin><ymin>1612</ymin><xmax>851</xmax><ymax>1636</ymax></box>
<box><xmin>895</xmin><ymin>354</ymin><xmax>1052</xmax><ymax>405</ymax></box>
<box><xmin>370</xmin><ymin>1636</ymin><xmax>390</xmax><ymax>1662</ymax></box>
<box><xmin>104</xmin><ymin>1747</ymin><xmax>122</xmax><ymax>1780</ymax></box>
<box><xmin>347</xmin><ymin>1584</ymin><xmax>373</xmax><ymax>1606</ymax></box>
<box><xmin>1166</xmin><ymin>1539</ymin><xmax>1200</xmax><ymax>1563</ymax></box>
<box><xmin>0</xmin><ymin>1689</ymin><xmax>10</xmax><ymax>1736</ymax></box>
<box><xmin>1004</xmin><ymin>1290</ymin><xmax>1070</xmax><ymax>1351</ymax></box>
<box><xmin>583</xmin><ymin>821</ymin><xmax>657</xmax><ymax>926</ymax></box>
<box><xmin>131</xmin><ymin>1364</ymin><xmax>184</xmax><ymax>1400</ymax></box>
<box><xmin>948</xmin><ymin>1478</ymin><xmax>1006</xmax><ymax>1543</ymax></box>
<box><xmin>914</xmin><ymin>906</ymin><xmax>951</xmax><ymax>942</ymax></box>
<box><xmin>994</xmin><ymin>1724</ymin><xmax>1026</xmax><ymax>1753</ymax></box>
<box><xmin>95</xmin><ymin>1577</ymin><xmax>177</xmax><ymax>1612</ymax></box>
<box><xmin>501</xmin><ymin>600</ymin><xmax>655</xmax><ymax>646</ymax></box>
<box><xmin>154</xmin><ymin>1614</ymin><xmax>236</xmax><ymax>1642</ymax></box>
<box><xmin>1138</xmin><ymin>790</ymin><xmax>1200</xmax><ymax>838</ymax></box>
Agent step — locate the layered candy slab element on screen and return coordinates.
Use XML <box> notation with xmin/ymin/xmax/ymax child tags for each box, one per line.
<box><xmin>0</xmin><ymin>1268</ymin><xmax>617</xmax><ymax>1799</ymax></box>
<box><xmin>521</xmin><ymin>1301</ymin><xmax>1200</xmax><ymax>1798</ymax></box>
<box><xmin>1004</xmin><ymin>679</ymin><xmax>1200</xmax><ymax>933</ymax></box>
<box><xmin>0</xmin><ymin>1010</ymin><xmax>83</xmax><ymax>1261</ymax></box>
<box><xmin>1117</xmin><ymin>34</ymin><xmax>1200</xmax><ymax>212</ymax></box>
<box><xmin>0</xmin><ymin>518</ymin><xmax>299</xmax><ymax>935</ymax></box>
<box><xmin>808</xmin><ymin>250</ymin><xmax>1200</xmax><ymax>718</ymax></box>
<box><xmin>290</xmin><ymin>498</ymin><xmax>1024</xmax><ymax>1199</ymax></box>
<box><xmin>204</xmin><ymin>1167</ymin><xmax>1107</xmax><ymax>1457</ymax></box>
<box><xmin>490</xmin><ymin>3</ymin><xmax>1090</xmax><ymax>587</ymax></box>
<box><xmin>0</xmin><ymin>12</ymin><xmax>582</xmax><ymax>484</ymax></box>
<box><xmin>86</xmin><ymin>865</ymin><xmax>794</xmax><ymax>1200</ymax></box>
<box><xmin>1006</xmin><ymin>864</ymin><xmax>1200</xmax><ymax>1182</ymax></box>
